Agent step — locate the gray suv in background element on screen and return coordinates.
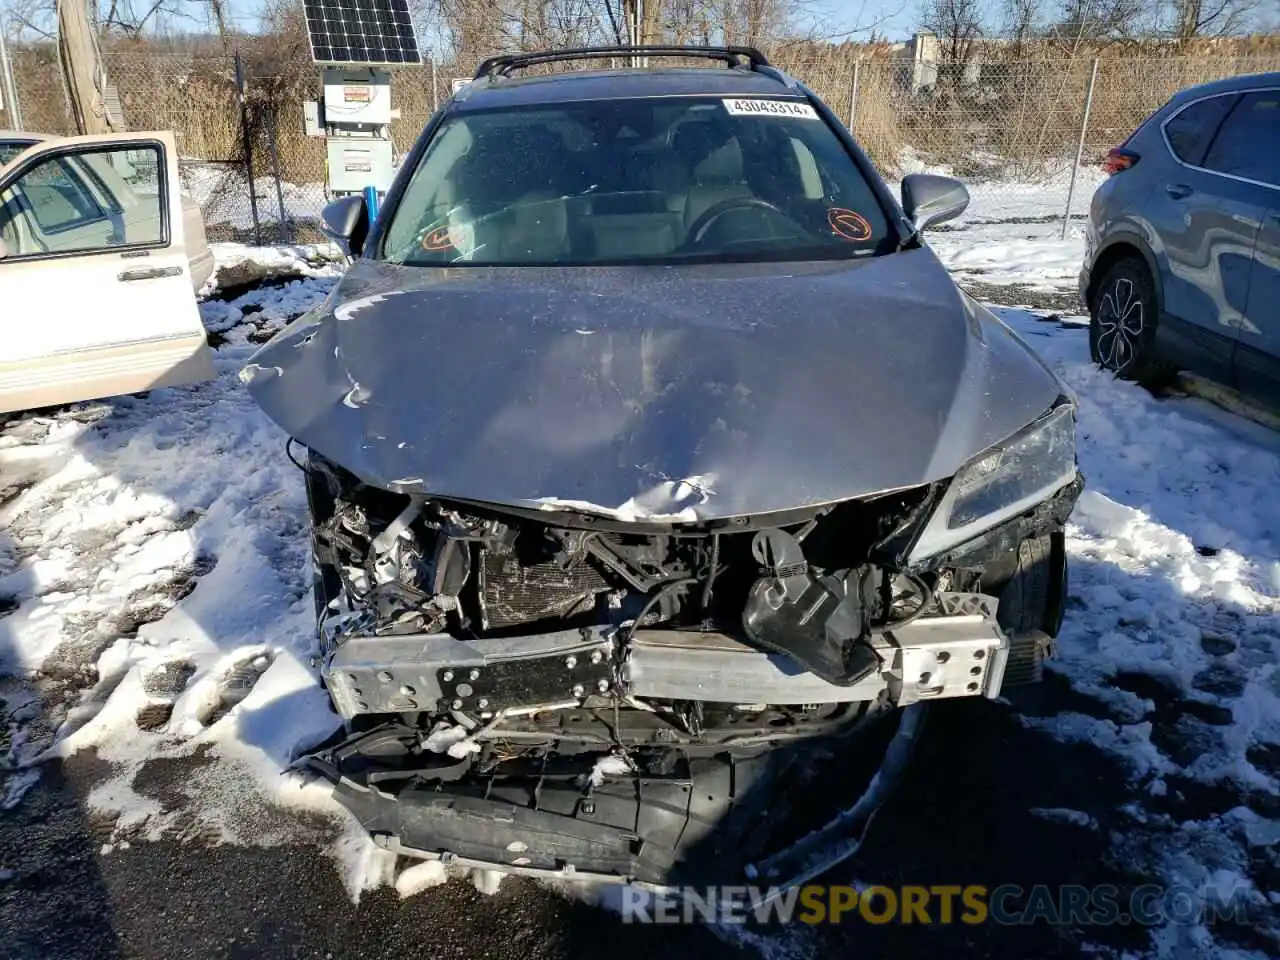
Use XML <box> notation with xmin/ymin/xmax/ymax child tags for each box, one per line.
<box><xmin>1081</xmin><ymin>74</ymin><xmax>1279</xmax><ymax>403</ymax></box>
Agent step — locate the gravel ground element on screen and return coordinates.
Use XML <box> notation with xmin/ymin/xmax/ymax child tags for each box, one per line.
<box><xmin>0</xmin><ymin>747</ymin><xmax>748</xmax><ymax>960</ymax></box>
<box><xmin>0</xmin><ymin>690</ymin><xmax>1193</xmax><ymax>960</ymax></box>
<box><xmin>960</xmin><ymin>281</ymin><xmax>1085</xmax><ymax>315</ymax></box>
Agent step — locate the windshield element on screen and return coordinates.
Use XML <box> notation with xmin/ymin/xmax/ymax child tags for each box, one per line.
<box><xmin>381</xmin><ymin>96</ymin><xmax>893</xmax><ymax>266</ymax></box>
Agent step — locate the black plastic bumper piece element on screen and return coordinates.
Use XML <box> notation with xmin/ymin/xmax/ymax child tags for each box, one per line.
<box><xmin>308</xmin><ymin>709</ymin><xmax>913</xmax><ymax>888</ymax></box>
<box><xmin>326</xmin><ymin>751</ymin><xmax>784</xmax><ymax>886</ymax></box>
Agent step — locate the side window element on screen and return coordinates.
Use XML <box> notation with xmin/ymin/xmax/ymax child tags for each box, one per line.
<box><xmin>17</xmin><ymin>157</ymin><xmax>106</xmax><ymax>231</ymax></box>
<box><xmin>1164</xmin><ymin>95</ymin><xmax>1237</xmax><ymax>166</ymax></box>
<box><xmin>1203</xmin><ymin>91</ymin><xmax>1280</xmax><ymax>187</ymax></box>
<box><xmin>0</xmin><ymin>145</ymin><xmax>165</xmax><ymax>257</ymax></box>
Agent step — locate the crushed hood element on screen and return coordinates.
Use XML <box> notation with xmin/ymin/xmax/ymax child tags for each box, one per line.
<box><xmin>243</xmin><ymin>249</ymin><xmax>1064</xmax><ymax>521</ymax></box>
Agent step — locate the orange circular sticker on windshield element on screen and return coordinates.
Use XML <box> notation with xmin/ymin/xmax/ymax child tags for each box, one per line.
<box><xmin>828</xmin><ymin>208</ymin><xmax>872</xmax><ymax>242</ymax></box>
<box><xmin>421</xmin><ymin>226</ymin><xmax>455</xmax><ymax>252</ymax></box>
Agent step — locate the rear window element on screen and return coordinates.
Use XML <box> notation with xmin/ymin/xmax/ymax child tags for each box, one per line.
<box><xmin>381</xmin><ymin>96</ymin><xmax>893</xmax><ymax>267</ymax></box>
<box><xmin>1163</xmin><ymin>94</ymin><xmax>1238</xmax><ymax>166</ymax></box>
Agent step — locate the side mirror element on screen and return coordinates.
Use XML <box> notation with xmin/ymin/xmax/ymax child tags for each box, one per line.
<box><xmin>901</xmin><ymin>174</ymin><xmax>969</xmax><ymax>233</ymax></box>
<box><xmin>321</xmin><ymin>195</ymin><xmax>370</xmax><ymax>257</ymax></box>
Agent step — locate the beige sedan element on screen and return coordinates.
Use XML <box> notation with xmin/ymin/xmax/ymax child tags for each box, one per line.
<box><xmin>0</xmin><ymin>131</ymin><xmax>215</xmax><ymax>413</ymax></box>
<box><xmin>1</xmin><ymin>130</ymin><xmax>215</xmax><ymax>289</ymax></box>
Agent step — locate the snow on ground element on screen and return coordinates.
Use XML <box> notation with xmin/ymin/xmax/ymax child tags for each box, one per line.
<box><xmin>207</xmin><ymin>241</ymin><xmax>342</xmax><ymax>280</ymax></box>
<box><xmin>183</xmin><ymin>163</ymin><xmax>326</xmax><ymax>233</ymax></box>
<box><xmin>201</xmin><ymin>271</ymin><xmax>340</xmax><ymax>335</ymax></box>
<box><xmin>932</xmin><ymin>221</ymin><xmax>1088</xmax><ymax>291</ymax></box>
<box><xmin>1</xmin><ymin>235</ymin><xmax>1278</xmax><ymax>954</ymax></box>
<box><xmin>995</xmin><ymin>306</ymin><xmax>1280</xmax><ymax>956</ymax></box>
<box><xmin>198</xmin><ymin>242</ymin><xmax>344</xmax><ymax>328</ymax></box>
<box><xmin>0</xmin><ymin>270</ymin><xmax>379</xmax><ymax>887</ymax></box>
<box><xmin>198</xmin><ymin>240</ymin><xmax>344</xmax><ymax>301</ymax></box>
<box><xmin>892</xmin><ymin>155</ymin><xmax>1107</xmax><ymax>292</ymax></box>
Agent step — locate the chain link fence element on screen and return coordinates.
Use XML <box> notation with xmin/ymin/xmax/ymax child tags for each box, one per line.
<box><xmin>2</xmin><ymin>44</ymin><xmax>1277</xmax><ymax>247</ymax></box>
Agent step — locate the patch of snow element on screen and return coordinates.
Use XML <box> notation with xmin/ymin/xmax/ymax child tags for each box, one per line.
<box><xmin>534</xmin><ymin>474</ymin><xmax>719</xmax><ymax>523</ymax></box>
<box><xmin>470</xmin><ymin>868</ymin><xmax>506</xmax><ymax>895</ymax></box>
<box><xmin>209</xmin><ymin>241</ymin><xmax>340</xmax><ymax>274</ymax></box>
<box><xmin>182</xmin><ymin>164</ymin><xmax>325</xmax><ymax>232</ymax></box>
<box><xmin>0</xmin><ymin>273</ymin><xmax>351</xmax><ymax>860</ymax></box>
<box><xmin>931</xmin><ymin>226</ymin><xmax>1087</xmax><ymax>291</ymax></box>
<box><xmin>395</xmin><ymin>859</ymin><xmax>449</xmax><ymax>898</ymax></box>
<box><xmin>202</xmin><ymin>271</ymin><xmax>339</xmax><ymax>337</ymax></box>
<box><xmin>2</xmin><ymin>768</ymin><xmax>41</xmax><ymax>810</ymax></box>
<box><xmin>888</xmin><ymin>161</ymin><xmax>1107</xmax><ymax>293</ymax></box>
<box><xmin>587</xmin><ymin>753</ymin><xmax>634</xmax><ymax>788</ymax></box>
<box><xmin>422</xmin><ymin>721</ymin><xmax>482</xmax><ymax>759</ymax></box>
<box><xmin>1029</xmin><ymin>806</ymin><xmax>1099</xmax><ymax>830</ymax></box>
<box><xmin>332</xmin><ymin>823</ymin><xmax>398</xmax><ymax>902</ymax></box>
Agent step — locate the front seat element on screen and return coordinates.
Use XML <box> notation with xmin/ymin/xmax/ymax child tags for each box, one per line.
<box><xmin>672</xmin><ymin>121</ymin><xmax>752</xmax><ymax>229</ymax></box>
<box><xmin>497</xmin><ymin>128</ymin><xmax>570</xmax><ymax>262</ymax></box>
<box><xmin>448</xmin><ymin>132</ymin><xmax>569</xmax><ymax>262</ymax></box>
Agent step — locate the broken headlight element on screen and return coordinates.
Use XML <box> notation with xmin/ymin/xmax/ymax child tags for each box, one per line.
<box><xmin>909</xmin><ymin>403</ymin><xmax>1077</xmax><ymax>561</ymax></box>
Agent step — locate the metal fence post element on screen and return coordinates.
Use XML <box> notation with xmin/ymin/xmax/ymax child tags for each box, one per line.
<box><xmin>847</xmin><ymin>60</ymin><xmax>861</xmax><ymax>136</ymax></box>
<box><xmin>0</xmin><ymin>28</ymin><xmax>23</xmax><ymax>130</ymax></box>
<box><xmin>235</xmin><ymin>52</ymin><xmax>263</xmax><ymax>247</ymax></box>
<box><xmin>1062</xmin><ymin>57</ymin><xmax>1099</xmax><ymax>241</ymax></box>
<box><xmin>430</xmin><ymin>57</ymin><xmax>438</xmax><ymax>113</ymax></box>
<box><xmin>266</xmin><ymin>103</ymin><xmax>289</xmax><ymax>244</ymax></box>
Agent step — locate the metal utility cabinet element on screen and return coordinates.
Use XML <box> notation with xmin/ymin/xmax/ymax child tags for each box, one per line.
<box><xmin>315</xmin><ymin>68</ymin><xmax>396</xmax><ymax>198</ymax></box>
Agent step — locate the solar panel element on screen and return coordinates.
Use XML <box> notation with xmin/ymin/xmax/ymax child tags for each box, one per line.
<box><xmin>303</xmin><ymin>0</ymin><xmax>420</xmax><ymax>66</ymax></box>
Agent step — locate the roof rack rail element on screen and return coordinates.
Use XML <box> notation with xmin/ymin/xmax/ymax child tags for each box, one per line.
<box><xmin>473</xmin><ymin>45</ymin><xmax>770</xmax><ymax>80</ymax></box>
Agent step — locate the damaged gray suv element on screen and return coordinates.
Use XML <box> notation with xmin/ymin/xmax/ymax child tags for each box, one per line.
<box><xmin>244</xmin><ymin>46</ymin><xmax>1083</xmax><ymax>892</ymax></box>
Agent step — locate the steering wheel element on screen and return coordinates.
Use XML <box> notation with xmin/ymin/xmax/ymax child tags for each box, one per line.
<box><xmin>685</xmin><ymin>197</ymin><xmax>788</xmax><ymax>247</ymax></box>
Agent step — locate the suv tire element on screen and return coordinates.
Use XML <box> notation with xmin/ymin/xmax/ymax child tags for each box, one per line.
<box><xmin>1089</xmin><ymin>257</ymin><xmax>1171</xmax><ymax>383</ymax></box>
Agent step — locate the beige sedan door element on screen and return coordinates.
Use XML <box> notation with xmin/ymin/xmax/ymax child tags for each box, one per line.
<box><xmin>0</xmin><ymin>131</ymin><xmax>214</xmax><ymax>413</ymax></box>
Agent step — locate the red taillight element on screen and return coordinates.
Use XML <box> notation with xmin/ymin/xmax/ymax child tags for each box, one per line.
<box><xmin>1103</xmin><ymin>148</ymin><xmax>1139</xmax><ymax>175</ymax></box>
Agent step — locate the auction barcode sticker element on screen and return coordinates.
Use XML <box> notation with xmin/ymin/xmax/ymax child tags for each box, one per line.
<box><xmin>722</xmin><ymin>98</ymin><xmax>818</xmax><ymax>119</ymax></box>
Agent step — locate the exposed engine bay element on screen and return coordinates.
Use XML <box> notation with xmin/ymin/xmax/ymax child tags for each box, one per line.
<box><xmin>237</xmin><ymin>77</ymin><xmax>1088</xmax><ymax>890</ymax></box>
<box><xmin>299</xmin><ymin>450</ymin><xmax>1080</xmax><ymax>887</ymax></box>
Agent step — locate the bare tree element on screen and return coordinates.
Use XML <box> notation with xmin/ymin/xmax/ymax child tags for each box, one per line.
<box><xmin>1</xmin><ymin>0</ymin><xmax>60</xmax><ymax>38</ymax></box>
<box><xmin>1051</xmin><ymin>0</ymin><xmax>1151</xmax><ymax>42</ymax></box>
<box><xmin>418</xmin><ymin>0</ymin><xmax>810</xmax><ymax>60</ymax></box>
<box><xmin>1</xmin><ymin>0</ymin><xmax>214</xmax><ymax>40</ymax></box>
<box><xmin>1166</xmin><ymin>0</ymin><xmax>1259</xmax><ymax>39</ymax></box>
<box><xmin>419</xmin><ymin>0</ymin><xmax>605</xmax><ymax>58</ymax></box>
<box><xmin>918</xmin><ymin>0</ymin><xmax>984</xmax><ymax>67</ymax></box>
<box><xmin>1003</xmin><ymin>0</ymin><xmax>1040</xmax><ymax>55</ymax></box>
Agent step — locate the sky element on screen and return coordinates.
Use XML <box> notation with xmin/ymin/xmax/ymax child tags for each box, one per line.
<box><xmin>805</xmin><ymin>0</ymin><xmax>950</xmax><ymax>42</ymax></box>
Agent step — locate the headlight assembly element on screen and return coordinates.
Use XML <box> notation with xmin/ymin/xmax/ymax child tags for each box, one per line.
<box><xmin>909</xmin><ymin>404</ymin><xmax>1078</xmax><ymax>562</ymax></box>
